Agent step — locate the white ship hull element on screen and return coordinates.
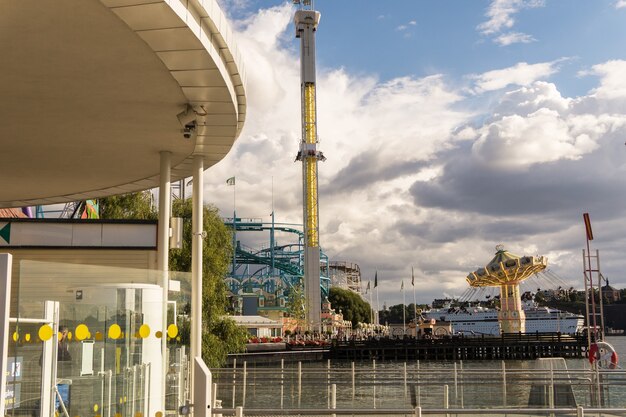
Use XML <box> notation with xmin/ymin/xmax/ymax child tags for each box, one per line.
<box><xmin>423</xmin><ymin>306</ymin><xmax>584</xmax><ymax>336</ymax></box>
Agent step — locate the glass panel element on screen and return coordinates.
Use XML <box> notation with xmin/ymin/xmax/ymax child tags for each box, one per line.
<box><xmin>6</xmin><ymin>260</ymin><xmax>191</xmax><ymax>417</ymax></box>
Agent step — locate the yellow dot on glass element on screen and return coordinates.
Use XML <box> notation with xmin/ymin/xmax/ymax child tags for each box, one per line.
<box><xmin>12</xmin><ymin>332</ymin><xmax>19</xmax><ymax>342</ymax></box>
<box><xmin>108</xmin><ymin>324</ymin><xmax>122</xmax><ymax>340</ymax></box>
<box><xmin>94</xmin><ymin>404</ymin><xmax>99</xmax><ymax>412</ymax></box>
<box><xmin>155</xmin><ymin>331</ymin><xmax>162</xmax><ymax>339</ymax></box>
<box><xmin>155</xmin><ymin>412</ymin><xmax>163</xmax><ymax>417</ymax></box>
<box><xmin>67</xmin><ymin>332</ymin><xmax>73</xmax><ymax>341</ymax></box>
<box><xmin>139</xmin><ymin>324</ymin><xmax>150</xmax><ymax>339</ymax></box>
<box><xmin>167</xmin><ymin>324</ymin><xmax>178</xmax><ymax>338</ymax></box>
<box><xmin>25</xmin><ymin>334</ymin><xmax>31</xmax><ymax>342</ymax></box>
<box><xmin>115</xmin><ymin>414</ymin><xmax>122</xmax><ymax>417</ymax></box>
<box><xmin>75</xmin><ymin>324</ymin><xmax>89</xmax><ymax>341</ymax></box>
<box><xmin>95</xmin><ymin>332</ymin><xmax>103</xmax><ymax>341</ymax></box>
<box><xmin>39</xmin><ymin>325</ymin><xmax>54</xmax><ymax>341</ymax></box>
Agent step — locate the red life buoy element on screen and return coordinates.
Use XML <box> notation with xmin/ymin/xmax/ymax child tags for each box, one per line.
<box><xmin>591</xmin><ymin>341</ymin><xmax>620</xmax><ymax>369</ymax></box>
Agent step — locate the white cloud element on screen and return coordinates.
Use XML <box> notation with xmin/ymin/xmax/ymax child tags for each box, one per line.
<box><xmin>471</xmin><ymin>60</ymin><xmax>562</xmax><ymax>93</ymax></box>
<box><xmin>478</xmin><ymin>0</ymin><xmax>544</xmax><ymax>45</ymax></box>
<box><xmin>495</xmin><ymin>32</ymin><xmax>535</xmax><ymax>46</ymax></box>
<box><xmin>585</xmin><ymin>60</ymin><xmax>626</xmax><ymax>100</ymax></box>
<box><xmin>616</xmin><ymin>0</ymin><xmax>626</xmax><ymax>8</ymax></box>
<box><xmin>469</xmin><ymin>79</ymin><xmax>626</xmax><ymax>170</ymax></box>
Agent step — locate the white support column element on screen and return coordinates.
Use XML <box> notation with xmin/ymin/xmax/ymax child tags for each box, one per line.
<box><xmin>191</xmin><ymin>154</ymin><xmax>204</xmax><ymax>399</ymax></box>
<box><xmin>158</xmin><ymin>151</ymin><xmax>171</xmax><ymax>413</ymax></box>
<box><xmin>0</xmin><ymin>254</ymin><xmax>12</xmax><ymax>417</ymax></box>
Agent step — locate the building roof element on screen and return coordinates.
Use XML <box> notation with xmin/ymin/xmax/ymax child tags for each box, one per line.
<box><xmin>0</xmin><ymin>0</ymin><xmax>246</xmax><ymax>208</ymax></box>
<box><xmin>0</xmin><ymin>208</ymin><xmax>27</xmax><ymax>219</ymax></box>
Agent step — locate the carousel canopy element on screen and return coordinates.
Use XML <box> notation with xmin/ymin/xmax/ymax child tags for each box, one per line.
<box><xmin>466</xmin><ymin>245</ymin><xmax>547</xmax><ymax>287</ymax></box>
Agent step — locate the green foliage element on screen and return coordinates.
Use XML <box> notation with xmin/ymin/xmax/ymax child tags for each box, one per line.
<box><xmin>99</xmin><ymin>191</ymin><xmax>157</xmax><ymax>220</ymax></box>
<box><xmin>169</xmin><ymin>198</ymin><xmax>248</xmax><ymax>366</ymax></box>
<box><xmin>287</xmin><ymin>280</ymin><xmax>306</xmax><ymax>331</ymax></box>
<box><xmin>378</xmin><ymin>303</ymin><xmax>426</xmax><ymax>325</ymax></box>
<box><xmin>202</xmin><ymin>317</ymin><xmax>248</xmax><ymax>367</ymax></box>
<box><xmin>328</xmin><ymin>287</ymin><xmax>372</xmax><ymax>326</ymax></box>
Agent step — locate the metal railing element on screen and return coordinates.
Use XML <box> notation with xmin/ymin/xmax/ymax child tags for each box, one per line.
<box><xmin>210</xmin><ymin>360</ymin><xmax>626</xmax><ymax>410</ymax></box>
<box><xmin>215</xmin><ymin>406</ymin><xmax>626</xmax><ymax>417</ymax></box>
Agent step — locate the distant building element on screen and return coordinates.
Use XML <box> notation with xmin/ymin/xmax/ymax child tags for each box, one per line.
<box><xmin>602</xmin><ymin>280</ymin><xmax>621</xmax><ymax>303</ymax></box>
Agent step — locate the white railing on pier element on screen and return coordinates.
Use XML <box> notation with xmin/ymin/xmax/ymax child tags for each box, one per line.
<box><xmin>209</xmin><ymin>360</ymin><xmax>626</xmax><ymax>410</ymax></box>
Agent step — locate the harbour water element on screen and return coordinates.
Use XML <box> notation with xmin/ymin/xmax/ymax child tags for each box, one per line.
<box><xmin>213</xmin><ymin>336</ymin><xmax>626</xmax><ymax>410</ymax></box>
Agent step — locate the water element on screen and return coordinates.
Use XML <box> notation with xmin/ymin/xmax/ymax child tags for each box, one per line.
<box><xmin>212</xmin><ymin>336</ymin><xmax>626</xmax><ymax>410</ymax></box>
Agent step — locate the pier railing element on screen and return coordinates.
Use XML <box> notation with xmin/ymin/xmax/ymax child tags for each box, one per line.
<box><xmin>213</xmin><ymin>406</ymin><xmax>626</xmax><ymax>417</ymax></box>
<box><xmin>210</xmin><ymin>360</ymin><xmax>626</xmax><ymax>411</ymax></box>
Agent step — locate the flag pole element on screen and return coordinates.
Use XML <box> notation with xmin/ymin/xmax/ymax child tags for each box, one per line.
<box><xmin>367</xmin><ymin>281</ymin><xmax>373</xmax><ymax>324</ymax></box>
<box><xmin>227</xmin><ymin>177</ymin><xmax>237</xmax><ymax>275</ymax></box>
<box><xmin>373</xmin><ymin>271</ymin><xmax>379</xmax><ymax>326</ymax></box>
<box><xmin>412</xmin><ymin>266</ymin><xmax>417</xmax><ymax>323</ymax></box>
<box><xmin>402</xmin><ymin>280</ymin><xmax>406</xmax><ymax>336</ymax></box>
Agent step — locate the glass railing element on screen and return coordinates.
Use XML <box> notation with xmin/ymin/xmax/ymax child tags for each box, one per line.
<box><xmin>5</xmin><ymin>260</ymin><xmax>191</xmax><ymax>417</ymax></box>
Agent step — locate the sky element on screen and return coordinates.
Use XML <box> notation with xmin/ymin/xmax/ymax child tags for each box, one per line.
<box><xmin>199</xmin><ymin>0</ymin><xmax>626</xmax><ymax>308</ymax></box>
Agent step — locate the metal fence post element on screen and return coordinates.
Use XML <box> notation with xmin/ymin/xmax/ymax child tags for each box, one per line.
<box><xmin>351</xmin><ymin>362</ymin><xmax>355</xmax><ymax>403</ymax></box>
<box><xmin>298</xmin><ymin>361</ymin><xmax>302</xmax><ymax>407</ymax></box>
<box><xmin>501</xmin><ymin>360</ymin><xmax>507</xmax><ymax>407</ymax></box>
<box><xmin>280</xmin><ymin>359</ymin><xmax>284</xmax><ymax>409</ymax></box>
<box><xmin>242</xmin><ymin>361</ymin><xmax>247</xmax><ymax>408</ymax></box>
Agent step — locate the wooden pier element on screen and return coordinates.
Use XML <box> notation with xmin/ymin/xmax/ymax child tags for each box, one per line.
<box><xmin>327</xmin><ymin>333</ymin><xmax>588</xmax><ymax>361</ymax></box>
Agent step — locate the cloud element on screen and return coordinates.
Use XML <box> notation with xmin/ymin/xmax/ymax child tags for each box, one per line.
<box><xmin>583</xmin><ymin>60</ymin><xmax>626</xmax><ymax>100</ymax></box>
<box><xmin>478</xmin><ymin>0</ymin><xmax>544</xmax><ymax>45</ymax></box>
<box><xmin>494</xmin><ymin>32</ymin><xmax>535</xmax><ymax>46</ymax></box>
<box><xmin>616</xmin><ymin>0</ymin><xmax>626</xmax><ymax>8</ymax></box>
<box><xmin>471</xmin><ymin>60</ymin><xmax>563</xmax><ymax>92</ymax></box>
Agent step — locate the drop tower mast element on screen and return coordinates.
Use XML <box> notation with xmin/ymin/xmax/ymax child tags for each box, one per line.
<box><xmin>294</xmin><ymin>0</ymin><xmax>325</xmax><ymax>331</ymax></box>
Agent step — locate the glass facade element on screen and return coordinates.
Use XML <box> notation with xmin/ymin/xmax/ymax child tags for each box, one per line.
<box><xmin>5</xmin><ymin>260</ymin><xmax>191</xmax><ymax>417</ymax></box>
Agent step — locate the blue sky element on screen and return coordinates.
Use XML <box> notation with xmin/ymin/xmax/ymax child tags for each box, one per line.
<box><xmin>206</xmin><ymin>0</ymin><xmax>626</xmax><ymax>308</ymax></box>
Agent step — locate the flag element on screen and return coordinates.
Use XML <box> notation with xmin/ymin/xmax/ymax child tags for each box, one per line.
<box><xmin>401</xmin><ymin>280</ymin><xmax>404</xmax><ymax>290</ymax></box>
<box><xmin>226</xmin><ymin>176</ymin><xmax>236</xmax><ymax>186</ymax></box>
<box><xmin>374</xmin><ymin>271</ymin><xmax>378</xmax><ymax>288</ymax></box>
<box><xmin>411</xmin><ymin>266</ymin><xmax>415</xmax><ymax>287</ymax></box>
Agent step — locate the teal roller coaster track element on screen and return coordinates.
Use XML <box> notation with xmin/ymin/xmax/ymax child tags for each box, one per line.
<box><xmin>223</xmin><ymin>216</ymin><xmax>330</xmax><ymax>298</ymax></box>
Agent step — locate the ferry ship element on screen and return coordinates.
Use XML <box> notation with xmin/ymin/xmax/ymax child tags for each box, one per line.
<box><xmin>422</xmin><ymin>302</ymin><xmax>584</xmax><ymax>336</ymax></box>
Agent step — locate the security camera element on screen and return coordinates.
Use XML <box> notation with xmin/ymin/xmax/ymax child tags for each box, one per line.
<box><xmin>182</xmin><ymin>121</ymin><xmax>196</xmax><ymax>139</ymax></box>
<box><xmin>177</xmin><ymin>105</ymin><xmax>196</xmax><ymax>127</ymax></box>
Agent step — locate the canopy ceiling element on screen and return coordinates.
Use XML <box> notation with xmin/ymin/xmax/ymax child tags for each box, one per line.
<box><xmin>0</xmin><ymin>0</ymin><xmax>246</xmax><ymax>207</ymax></box>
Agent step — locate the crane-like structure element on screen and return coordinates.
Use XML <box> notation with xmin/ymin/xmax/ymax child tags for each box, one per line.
<box><xmin>294</xmin><ymin>0</ymin><xmax>325</xmax><ymax>331</ymax></box>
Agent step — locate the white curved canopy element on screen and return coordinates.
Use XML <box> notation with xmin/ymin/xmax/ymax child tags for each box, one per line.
<box><xmin>0</xmin><ymin>0</ymin><xmax>246</xmax><ymax>207</ymax></box>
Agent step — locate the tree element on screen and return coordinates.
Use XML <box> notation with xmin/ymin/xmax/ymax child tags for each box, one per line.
<box><xmin>328</xmin><ymin>287</ymin><xmax>371</xmax><ymax>326</ymax></box>
<box><xmin>99</xmin><ymin>191</ymin><xmax>157</xmax><ymax>220</ymax></box>
<box><xmin>286</xmin><ymin>279</ymin><xmax>307</xmax><ymax>333</ymax></box>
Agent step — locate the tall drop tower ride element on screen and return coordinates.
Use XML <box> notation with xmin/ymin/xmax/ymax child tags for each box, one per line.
<box><xmin>294</xmin><ymin>1</ymin><xmax>325</xmax><ymax>331</ymax></box>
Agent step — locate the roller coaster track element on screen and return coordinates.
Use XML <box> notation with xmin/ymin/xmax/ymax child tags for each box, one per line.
<box><xmin>235</xmin><ymin>243</ymin><xmax>302</xmax><ymax>277</ymax></box>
